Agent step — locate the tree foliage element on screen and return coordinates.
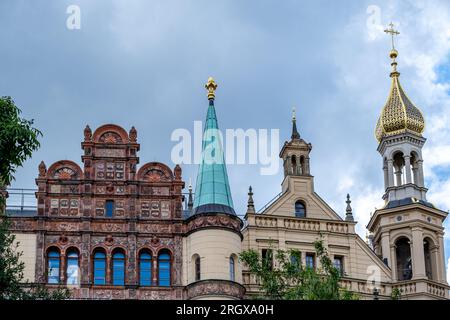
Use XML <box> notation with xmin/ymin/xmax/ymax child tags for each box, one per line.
<box><xmin>0</xmin><ymin>217</ymin><xmax>70</xmax><ymax>300</ymax></box>
<box><xmin>240</xmin><ymin>239</ymin><xmax>358</xmax><ymax>300</ymax></box>
<box><xmin>0</xmin><ymin>96</ymin><xmax>42</xmax><ymax>188</ymax></box>
<box><xmin>0</xmin><ymin>97</ymin><xmax>69</xmax><ymax>300</ymax></box>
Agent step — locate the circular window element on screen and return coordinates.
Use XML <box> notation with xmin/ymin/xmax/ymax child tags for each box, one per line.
<box><xmin>396</xmin><ymin>216</ymin><xmax>402</xmax><ymax>222</ymax></box>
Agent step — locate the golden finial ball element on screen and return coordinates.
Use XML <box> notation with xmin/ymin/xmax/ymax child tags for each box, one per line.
<box><xmin>390</xmin><ymin>49</ymin><xmax>398</xmax><ymax>59</ymax></box>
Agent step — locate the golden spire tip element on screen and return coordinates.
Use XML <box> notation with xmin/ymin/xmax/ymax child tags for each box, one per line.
<box><xmin>205</xmin><ymin>76</ymin><xmax>218</xmax><ymax>100</ymax></box>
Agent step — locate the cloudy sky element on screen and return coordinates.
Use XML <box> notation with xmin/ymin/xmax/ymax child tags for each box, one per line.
<box><xmin>1</xmin><ymin>0</ymin><xmax>450</xmax><ymax>281</ymax></box>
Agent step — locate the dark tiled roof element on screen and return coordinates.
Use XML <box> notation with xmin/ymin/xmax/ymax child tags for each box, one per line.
<box><xmin>385</xmin><ymin>197</ymin><xmax>435</xmax><ymax>210</ymax></box>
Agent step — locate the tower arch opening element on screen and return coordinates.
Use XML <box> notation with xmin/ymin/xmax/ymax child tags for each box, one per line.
<box><xmin>395</xmin><ymin>237</ymin><xmax>412</xmax><ymax>281</ymax></box>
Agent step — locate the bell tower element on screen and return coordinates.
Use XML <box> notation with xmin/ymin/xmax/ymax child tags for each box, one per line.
<box><xmin>279</xmin><ymin>108</ymin><xmax>313</xmax><ymax>192</ymax></box>
<box><xmin>368</xmin><ymin>24</ymin><xmax>448</xmax><ymax>298</ymax></box>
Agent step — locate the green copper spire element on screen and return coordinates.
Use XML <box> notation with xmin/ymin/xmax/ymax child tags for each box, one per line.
<box><xmin>192</xmin><ymin>77</ymin><xmax>235</xmax><ymax>216</ymax></box>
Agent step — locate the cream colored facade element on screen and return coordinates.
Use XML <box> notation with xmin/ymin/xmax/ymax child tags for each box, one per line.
<box><xmin>12</xmin><ymin>233</ymin><xmax>37</xmax><ymax>283</ymax></box>
<box><xmin>241</xmin><ymin>133</ymin><xmax>449</xmax><ymax>299</ymax></box>
<box><xmin>183</xmin><ymin>229</ymin><xmax>242</xmax><ymax>286</ymax></box>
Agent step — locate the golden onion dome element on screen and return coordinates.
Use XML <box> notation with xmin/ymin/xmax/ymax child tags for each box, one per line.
<box><xmin>375</xmin><ymin>51</ymin><xmax>425</xmax><ymax>142</ymax></box>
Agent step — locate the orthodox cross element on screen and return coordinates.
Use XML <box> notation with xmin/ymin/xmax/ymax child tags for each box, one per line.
<box><xmin>384</xmin><ymin>22</ymin><xmax>400</xmax><ymax>50</ymax></box>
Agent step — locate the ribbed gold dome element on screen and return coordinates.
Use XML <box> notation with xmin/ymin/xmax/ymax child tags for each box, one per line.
<box><xmin>375</xmin><ymin>59</ymin><xmax>425</xmax><ymax>142</ymax></box>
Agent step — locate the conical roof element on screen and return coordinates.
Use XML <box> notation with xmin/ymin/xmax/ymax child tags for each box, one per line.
<box><xmin>192</xmin><ymin>78</ymin><xmax>235</xmax><ymax>216</ymax></box>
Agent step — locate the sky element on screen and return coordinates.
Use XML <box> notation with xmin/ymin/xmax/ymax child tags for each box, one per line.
<box><xmin>1</xmin><ymin>0</ymin><xmax>450</xmax><ymax>282</ymax></box>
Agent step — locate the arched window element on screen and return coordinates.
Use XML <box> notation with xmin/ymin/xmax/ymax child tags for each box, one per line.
<box><xmin>194</xmin><ymin>255</ymin><xmax>201</xmax><ymax>281</ymax></box>
<box><xmin>158</xmin><ymin>251</ymin><xmax>171</xmax><ymax>287</ymax></box>
<box><xmin>300</xmin><ymin>156</ymin><xmax>305</xmax><ymax>175</ymax></box>
<box><xmin>229</xmin><ymin>256</ymin><xmax>236</xmax><ymax>281</ymax></box>
<box><xmin>47</xmin><ymin>248</ymin><xmax>60</xmax><ymax>284</ymax></box>
<box><xmin>395</xmin><ymin>237</ymin><xmax>412</xmax><ymax>281</ymax></box>
<box><xmin>295</xmin><ymin>201</ymin><xmax>306</xmax><ymax>218</ymax></box>
<box><xmin>93</xmin><ymin>250</ymin><xmax>106</xmax><ymax>285</ymax></box>
<box><xmin>291</xmin><ymin>155</ymin><xmax>297</xmax><ymax>175</ymax></box>
<box><xmin>112</xmin><ymin>251</ymin><xmax>125</xmax><ymax>286</ymax></box>
<box><xmin>66</xmin><ymin>249</ymin><xmax>79</xmax><ymax>285</ymax></box>
<box><xmin>139</xmin><ymin>251</ymin><xmax>152</xmax><ymax>286</ymax></box>
<box><xmin>393</xmin><ymin>151</ymin><xmax>405</xmax><ymax>186</ymax></box>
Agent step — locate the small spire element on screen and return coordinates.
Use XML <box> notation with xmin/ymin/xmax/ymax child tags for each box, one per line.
<box><xmin>384</xmin><ymin>22</ymin><xmax>401</xmax><ymax>78</ymax></box>
<box><xmin>84</xmin><ymin>125</ymin><xmax>92</xmax><ymax>142</ymax></box>
<box><xmin>38</xmin><ymin>161</ymin><xmax>47</xmax><ymax>178</ymax></box>
<box><xmin>246</xmin><ymin>186</ymin><xmax>256</xmax><ymax>214</ymax></box>
<box><xmin>187</xmin><ymin>178</ymin><xmax>193</xmax><ymax>211</ymax></box>
<box><xmin>345</xmin><ymin>193</ymin><xmax>354</xmax><ymax>222</ymax></box>
<box><xmin>205</xmin><ymin>77</ymin><xmax>218</xmax><ymax>101</ymax></box>
<box><xmin>129</xmin><ymin>126</ymin><xmax>137</xmax><ymax>143</ymax></box>
<box><xmin>291</xmin><ymin>107</ymin><xmax>300</xmax><ymax>140</ymax></box>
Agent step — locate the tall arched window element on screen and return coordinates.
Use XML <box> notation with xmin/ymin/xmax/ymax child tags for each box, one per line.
<box><xmin>229</xmin><ymin>256</ymin><xmax>236</xmax><ymax>281</ymax></box>
<box><xmin>66</xmin><ymin>249</ymin><xmax>79</xmax><ymax>285</ymax></box>
<box><xmin>395</xmin><ymin>237</ymin><xmax>412</xmax><ymax>281</ymax></box>
<box><xmin>291</xmin><ymin>155</ymin><xmax>297</xmax><ymax>175</ymax></box>
<box><xmin>93</xmin><ymin>250</ymin><xmax>106</xmax><ymax>285</ymax></box>
<box><xmin>47</xmin><ymin>248</ymin><xmax>60</xmax><ymax>284</ymax></box>
<box><xmin>139</xmin><ymin>251</ymin><xmax>152</xmax><ymax>286</ymax></box>
<box><xmin>194</xmin><ymin>255</ymin><xmax>201</xmax><ymax>281</ymax></box>
<box><xmin>112</xmin><ymin>251</ymin><xmax>125</xmax><ymax>286</ymax></box>
<box><xmin>295</xmin><ymin>201</ymin><xmax>306</xmax><ymax>218</ymax></box>
<box><xmin>158</xmin><ymin>251</ymin><xmax>171</xmax><ymax>287</ymax></box>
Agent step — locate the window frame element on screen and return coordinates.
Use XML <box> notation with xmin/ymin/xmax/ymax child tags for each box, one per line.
<box><xmin>139</xmin><ymin>251</ymin><xmax>153</xmax><ymax>287</ymax></box>
<box><xmin>112</xmin><ymin>250</ymin><xmax>126</xmax><ymax>286</ymax></box>
<box><xmin>158</xmin><ymin>251</ymin><xmax>171</xmax><ymax>287</ymax></box>
<box><xmin>93</xmin><ymin>250</ymin><xmax>107</xmax><ymax>285</ymax></box>
<box><xmin>305</xmin><ymin>252</ymin><xmax>315</xmax><ymax>270</ymax></box>
<box><xmin>105</xmin><ymin>200</ymin><xmax>114</xmax><ymax>217</ymax></box>
<box><xmin>194</xmin><ymin>255</ymin><xmax>201</xmax><ymax>282</ymax></box>
<box><xmin>294</xmin><ymin>201</ymin><xmax>306</xmax><ymax>218</ymax></box>
<box><xmin>229</xmin><ymin>255</ymin><xmax>236</xmax><ymax>281</ymax></box>
<box><xmin>66</xmin><ymin>249</ymin><xmax>80</xmax><ymax>285</ymax></box>
<box><xmin>333</xmin><ymin>256</ymin><xmax>344</xmax><ymax>276</ymax></box>
<box><xmin>47</xmin><ymin>248</ymin><xmax>61</xmax><ymax>284</ymax></box>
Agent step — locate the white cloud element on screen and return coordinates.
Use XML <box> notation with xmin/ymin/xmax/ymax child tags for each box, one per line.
<box><xmin>329</xmin><ymin>1</ymin><xmax>450</xmax><ymax>246</ymax></box>
<box><xmin>447</xmin><ymin>258</ymin><xmax>450</xmax><ymax>284</ymax></box>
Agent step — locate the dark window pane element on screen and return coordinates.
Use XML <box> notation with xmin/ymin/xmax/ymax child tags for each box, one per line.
<box><xmin>47</xmin><ymin>250</ymin><xmax>60</xmax><ymax>284</ymax></box>
<box><xmin>158</xmin><ymin>253</ymin><xmax>171</xmax><ymax>287</ymax></box>
<box><xmin>295</xmin><ymin>201</ymin><xmax>306</xmax><ymax>218</ymax></box>
<box><xmin>333</xmin><ymin>257</ymin><xmax>343</xmax><ymax>275</ymax></box>
<box><xmin>112</xmin><ymin>252</ymin><xmax>125</xmax><ymax>286</ymax></box>
<box><xmin>306</xmin><ymin>253</ymin><xmax>315</xmax><ymax>269</ymax></box>
<box><xmin>105</xmin><ymin>200</ymin><xmax>114</xmax><ymax>217</ymax></box>
<box><xmin>94</xmin><ymin>251</ymin><xmax>106</xmax><ymax>285</ymax></box>
<box><xmin>139</xmin><ymin>252</ymin><xmax>152</xmax><ymax>286</ymax></box>
<box><xmin>229</xmin><ymin>256</ymin><xmax>235</xmax><ymax>281</ymax></box>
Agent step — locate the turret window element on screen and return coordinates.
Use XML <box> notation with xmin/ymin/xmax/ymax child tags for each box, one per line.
<box><xmin>194</xmin><ymin>255</ymin><xmax>201</xmax><ymax>281</ymax></box>
<box><xmin>229</xmin><ymin>256</ymin><xmax>236</xmax><ymax>281</ymax></box>
<box><xmin>295</xmin><ymin>201</ymin><xmax>306</xmax><ymax>218</ymax></box>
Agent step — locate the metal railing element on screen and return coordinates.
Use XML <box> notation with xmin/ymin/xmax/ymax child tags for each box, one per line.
<box><xmin>5</xmin><ymin>188</ymin><xmax>37</xmax><ymax>213</ymax></box>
